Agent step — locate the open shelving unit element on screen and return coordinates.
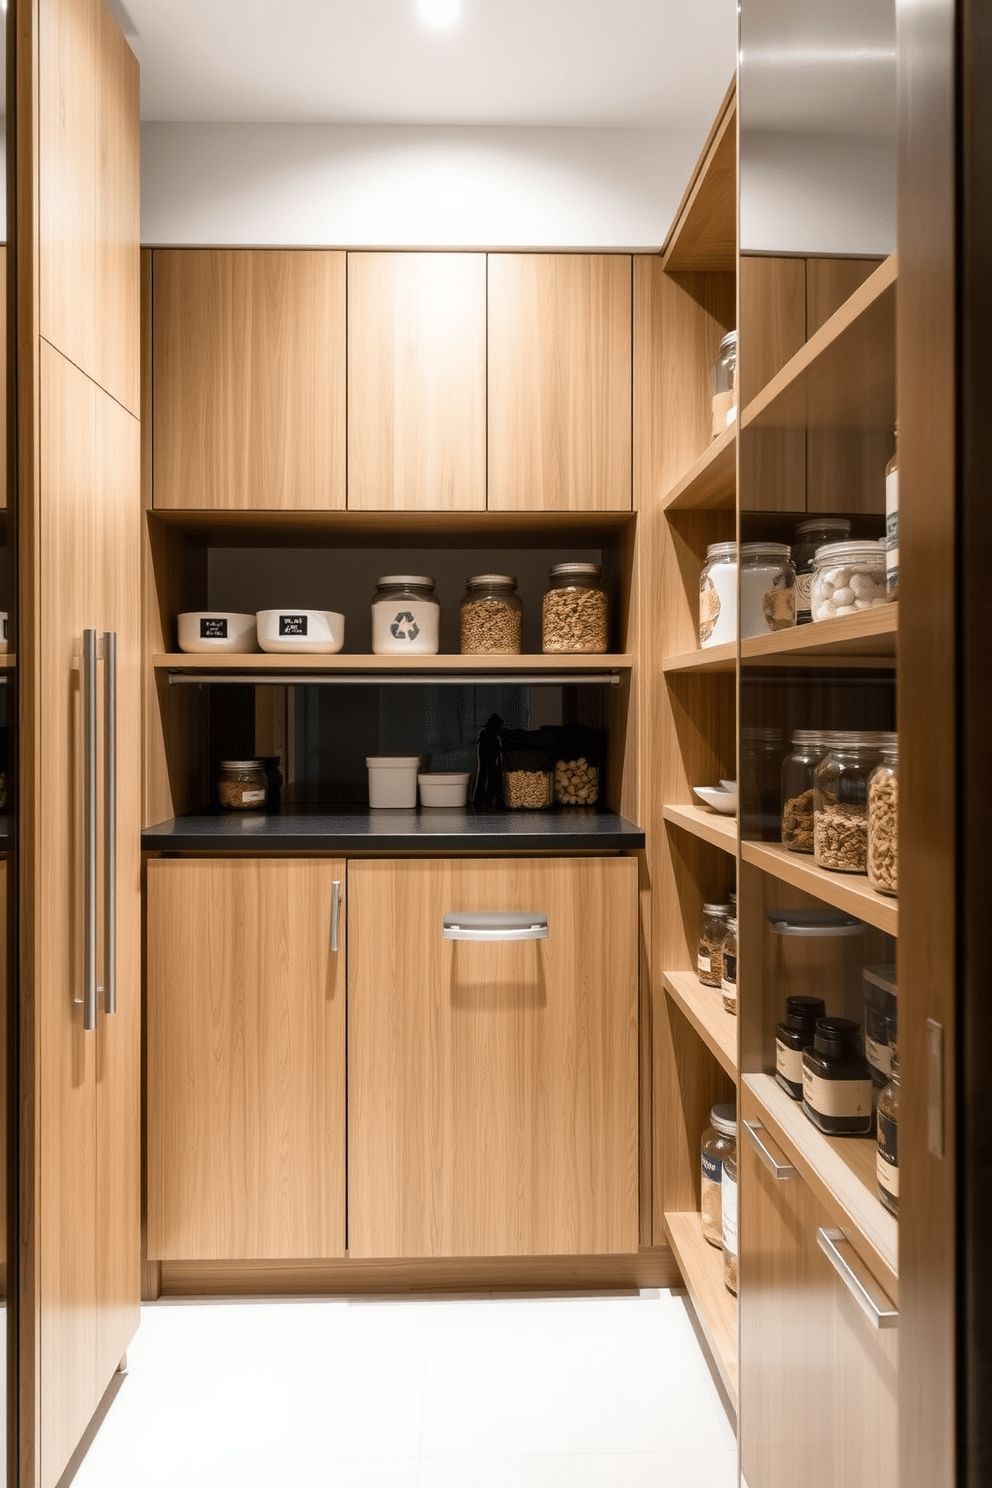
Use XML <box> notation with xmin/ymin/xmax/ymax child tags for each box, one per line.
<box><xmin>741</xmin><ymin>842</ymin><xmax>897</xmax><ymax>937</ymax></box>
<box><xmin>663</xmin><ymin>971</ymin><xmax>737</xmax><ymax>1080</ymax></box>
<box><xmin>662</xmin><ymin>803</ymin><xmax>736</xmax><ymax>854</ymax></box>
<box><xmin>155</xmin><ymin>651</ymin><xmax>634</xmax><ymax>680</ymax></box>
<box><xmin>664</xmin><ymin>1213</ymin><xmax>738</xmax><ymax>1407</ymax></box>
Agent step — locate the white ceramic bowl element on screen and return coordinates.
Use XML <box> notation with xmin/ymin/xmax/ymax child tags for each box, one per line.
<box><xmin>418</xmin><ymin>772</ymin><xmax>470</xmax><ymax>808</ymax></box>
<box><xmin>719</xmin><ymin>779</ymin><xmax>738</xmax><ymax>795</ymax></box>
<box><xmin>693</xmin><ymin>785</ymin><xmax>738</xmax><ymax>816</ymax></box>
<box><xmin>177</xmin><ymin>611</ymin><xmax>258</xmax><ymax>654</ymax></box>
<box><xmin>256</xmin><ymin>609</ymin><xmax>345</xmax><ymax>654</ymax></box>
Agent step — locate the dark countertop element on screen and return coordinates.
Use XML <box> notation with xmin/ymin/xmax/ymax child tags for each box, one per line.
<box><xmin>142</xmin><ymin>806</ymin><xmax>645</xmax><ymax>854</ymax></box>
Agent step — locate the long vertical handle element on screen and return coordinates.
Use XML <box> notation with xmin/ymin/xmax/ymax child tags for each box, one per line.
<box><xmin>103</xmin><ymin>631</ymin><xmax>117</xmax><ymax>1014</ymax></box>
<box><xmin>83</xmin><ymin>629</ymin><xmax>98</xmax><ymax>1032</ymax></box>
<box><xmin>330</xmin><ymin>880</ymin><xmax>341</xmax><ymax>954</ymax></box>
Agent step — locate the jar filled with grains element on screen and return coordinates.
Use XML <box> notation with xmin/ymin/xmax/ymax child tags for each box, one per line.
<box><xmin>813</xmin><ymin>734</ymin><xmax>882</xmax><ymax>874</ymax></box>
<box><xmin>698</xmin><ymin>902</ymin><xmax>731</xmax><ymax>988</ymax></box>
<box><xmin>542</xmin><ymin>563</ymin><xmax>608</xmax><ymax>654</ymax></box>
<box><xmin>218</xmin><ymin>759</ymin><xmax>268</xmax><ymax>811</ymax></box>
<box><xmin>460</xmin><ymin>575</ymin><xmax>523</xmax><ymax>655</ymax></box>
<box><xmin>721</xmin><ymin>916</ymin><xmax>738</xmax><ymax>1015</ymax></box>
<box><xmin>700</xmin><ymin>1103</ymin><xmax>737</xmax><ymax>1248</ymax></box>
<box><xmin>867</xmin><ymin>740</ymin><xmax>898</xmax><ymax>896</ymax></box>
<box><xmin>781</xmin><ymin>730</ymin><xmax>829</xmax><ymax>853</ymax></box>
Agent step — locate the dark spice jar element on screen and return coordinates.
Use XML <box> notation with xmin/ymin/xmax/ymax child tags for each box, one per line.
<box><xmin>775</xmin><ymin>996</ymin><xmax>827</xmax><ymax>1100</ymax></box>
<box><xmin>802</xmin><ymin>1017</ymin><xmax>874</xmax><ymax>1136</ymax></box>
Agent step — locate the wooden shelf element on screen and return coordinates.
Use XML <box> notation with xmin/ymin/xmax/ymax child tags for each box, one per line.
<box><xmin>741</xmin><ymin>605</ymin><xmax>897</xmax><ymax>668</ymax></box>
<box><xmin>663</xmin><ymin>803</ymin><xmax>737</xmax><ymax>854</ymax></box>
<box><xmin>741</xmin><ymin>841</ymin><xmax>897</xmax><ymax>937</ymax></box>
<box><xmin>664</xmin><ymin>970</ymin><xmax>738</xmax><ymax>1080</ymax></box>
<box><xmin>660</xmin><ymin>79</ymin><xmax>737</xmax><ymax>273</ymax></box>
<box><xmin>665</xmin><ymin>1212</ymin><xmax>738</xmax><ymax>1408</ymax></box>
<box><xmin>743</xmin><ymin>1073</ymin><xmax>898</xmax><ymax>1292</ymax></box>
<box><xmin>662</xmin><ymin>428</ymin><xmax>736</xmax><ymax>513</ymax></box>
<box><xmin>741</xmin><ymin>254</ymin><xmax>896</xmax><ymax>433</ymax></box>
<box><xmin>156</xmin><ymin>652</ymin><xmax>634</xmax><ymax>676</ymax></box>
<box><xmin>663</xmin><ymin>642</ymin><xmax>736</xmax><ymax>676</ymax></box>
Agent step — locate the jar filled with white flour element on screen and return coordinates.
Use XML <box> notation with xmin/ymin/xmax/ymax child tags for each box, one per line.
<box><xmin>699</xmin><ymin>542</ymin><xmax>737</xmax><ymax>648</ymax></box>
<box><xmin>371</xmin><ymin>575</ymin><xmax>440</xmax><ymax>655</ymax></box>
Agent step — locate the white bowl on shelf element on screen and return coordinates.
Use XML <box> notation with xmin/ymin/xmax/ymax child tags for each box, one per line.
<box><xmin>256</xmin><ymin>609</ymin><xmax>345</xmax><ymax>654</ymax></box>
<box><xmin>177</xmin><ymin>611</ymin><xmax>258</xmax><ymax>654</ymax></box>
<box><xmin>418</xmin><ymin>772</ymin><xmax>470</xmax><ymax>808</ymax></box>
<box><xmin>693</xmin><ymin>785</ymin><xmax>738</xmax><ymax>816</ymax></box>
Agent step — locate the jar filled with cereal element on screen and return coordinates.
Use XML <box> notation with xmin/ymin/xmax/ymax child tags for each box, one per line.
<box><xmin>867</xmin><ymin>740</ymin><xmax>898</xmax><ymax>896</ymax></box>
<box><xmin>542</xmin><ymin>563</ymin><xmax>608</xmax><ymax>654</ymax></box>
<box><xmin>813</xmin><ymin>733</ymin><xmax>881</xmax><ymax>873</ymax></box>
<box><xmin>218</xmin><ymin>759</ymin><xmax>268</xmax><ymax>811</ymax></box>
<box><xmin>460</xmin><ymin>575</ymin><xmax>523</xmax><ymax>655</ymax></box>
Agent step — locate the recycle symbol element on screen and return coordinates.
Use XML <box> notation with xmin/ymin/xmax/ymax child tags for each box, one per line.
<box><xmin>390</xmin><ymin>610</ymin><xmax>421</xmax><ymax>642</ymax></box>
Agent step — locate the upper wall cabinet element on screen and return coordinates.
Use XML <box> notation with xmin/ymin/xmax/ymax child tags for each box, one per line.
<box><xmin>487</xmin><ymin>254</ymin><xmax>632</xmax><ymax>512</ymax></box>
<box><xmin>40</xmin><ymin>0</ymin><xmax>140</xmax><ymax>416</ymax></box>
<box><xmin>347</xmin><ymin>252</ymin><xmax>487</xmax><ymax>511</ymax></box>
<box><xmin>152</xmin><ymin>250</ymin><xmax>346</xmax><ymax>511</ymax></box>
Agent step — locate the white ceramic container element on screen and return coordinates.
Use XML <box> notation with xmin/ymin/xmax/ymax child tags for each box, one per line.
<box><xmin>418</xmin><ymin>772</ymin><xmax>470</xmax><ymax>808</ymax></box>
<box><xmin>177</xmin><ymin>611</ymin><xmax>258</xmax><ymax>654</ymax></box>
<box><xmin>367</xmin><ymin>755</ymin><xmax>422</xmax><ymax>809</ymax></box>
<box><xmin>256</xmin><ymin>609</ymin><xmax>345</xmax><ymax>654</ymax></box>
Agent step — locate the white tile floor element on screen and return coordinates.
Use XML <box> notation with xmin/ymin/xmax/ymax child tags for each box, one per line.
<box><xmin>70</xmin><ymin>1290</ymin><xmax>737</xmax><ymax>1488</ymax></box>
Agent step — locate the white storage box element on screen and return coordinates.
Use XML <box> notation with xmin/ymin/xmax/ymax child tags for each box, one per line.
<box><xmin>177</xmin><ymin>611</ymin><xmax>258</xmax><ymax>654</ymax></box>
<box><xmin>256</xmin><ymin>609</ymin><xmax>345</xmax><ymax>654</ymax></box>
<box><xmin>418</xmin><ymin>772</ymin><xmax>470</xmax><ymax>808</ymax></box>
<box><xmin>367</xmin><ymin>755</ymin><xmax>422</xmax><ymax>809</ymax></box>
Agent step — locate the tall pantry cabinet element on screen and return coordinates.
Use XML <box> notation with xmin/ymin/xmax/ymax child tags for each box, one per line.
<box><xmin>17</xmin><ymin>0</ymin><xmax>142</xmax><ymax>1485</ymax></box>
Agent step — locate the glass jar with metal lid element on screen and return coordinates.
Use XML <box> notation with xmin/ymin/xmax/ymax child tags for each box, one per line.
<box><xmin>541</xmin><ymin>562</ymin><xmax>608</xmax><ymax>654</ymax></box>
<box><xmin>813</xmin><ymin>732</ymin><xmax>883</xmax><ymax>873</ymax></box>
<box><xmin>867</xmin><ymin>739</ymin><xmax>899</xmax><ymax>896</ymax></box>
<box><xmin>810</xmin><ymin>540</ymin><xmax>888</xmax><ymax>622</ymax></box>
<box><xmin>711</xmin><ymin>330</ymin><xmax>737</xmax><ymax>440</ymax></box>
<box><xmin>740</xmin><ymin>542</ymin><xmax>796</xmax><ymax>638</ymax></box>
<box><xmin>698</xmin><ymin>902</ymin><xmax>731</xmax><ymax>988</ymax></box>
<box><xmin>700</xmin><ymin>1102</ymin><xmax>736</xmax><ymax>1247</ymax></box>
<box><xmin>371</xmin><ymin>575</ymin><xmax>440</xmax><ymax>655</ymax></box>
<box><xmin>792</xmin><ymin>517</ymin><xmax>852</xmax><ymax>624</ymax></box>
<box><xmin>781</xmin><ymin>730</ymin><xmax>829</xmax><ymax>853</ymax></box>
<box><xmin>460</xmin><ymin>574</ymin><xmax>523</xmax><ymax>655</ymax></box>
<box><xmin>218</xmin><ymin>759</ymin><xmax>267</xmax><ymax>811</ymax></box>
<box><xmin>699</xmin><ymin>541</ymin><xmax>737</xmax><ymax>648</ymax></box>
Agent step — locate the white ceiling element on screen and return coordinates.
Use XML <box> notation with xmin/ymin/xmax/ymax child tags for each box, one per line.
<box><xmin>116</xmin><ymin>0</ymin><xmax>737</xmax><ymax>129</ymax></box>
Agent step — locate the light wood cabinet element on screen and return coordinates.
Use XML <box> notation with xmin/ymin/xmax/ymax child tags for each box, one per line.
<box><xmin>145</xmin><ymin>858</ymin><xmax>347</xmax><ymax>1261</ymax></box>
<box><xmin>152</xmin><ymin>250</ymin><xmax>347</xmax><ymax>511</ymax></box>
<box><xmin>487</xmin><ymin>253</ymin><xmax>632</xmax><ymax>512</ymax></box>
<box><xmin>347</xmin><ymin>856</ymin><xmax>639</xmax><ymax>1259</ymax></box>
<box><xmin>347</xmin><ymin>252</ymin><xmax>487</xmax><ymax>511</ymax></box>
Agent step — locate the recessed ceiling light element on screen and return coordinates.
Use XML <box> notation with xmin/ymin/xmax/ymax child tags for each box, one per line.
<box><xmin>416</xmin><ymin>0</ymin><xmax>461</xmax><ymax>31</ymax></box>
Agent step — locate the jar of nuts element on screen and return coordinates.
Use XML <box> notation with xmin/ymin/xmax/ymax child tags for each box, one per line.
<box><xmin>542</xmin><ymin>563</ymin><xmax>608</xmax><ymax>654</ymax></box>
<box><xmin>460</xmin><ymin>575</ymin><xmax>523</xmax><ymax>654</ymax></box>
<box><xmin>781</xmin><ymin>729</ymin><xmax>829</xmax><ymax>853</ymax></box>
<box><xmin>218</xmin><ymin>759</ymin><xmax>268</xmax><ymax>811</ymax></box>
<box><xmin>812</xmin><ymin>734</ymin><xmax>882</xmax><ymax>874</ymax></box>
<box><xmin>867</xmin><ymin>741</ymin><xmax>898</xmax><ymax>896</ymax></box>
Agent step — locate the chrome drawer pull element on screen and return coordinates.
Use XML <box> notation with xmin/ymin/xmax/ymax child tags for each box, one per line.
<box><xmin>103</xmin><ymin>631</ymin><xmax>117</xmax><ymax>1015</ymax></box>
<box><xmin>442</xmin><ymin>912</ymin><xmax>549</xmax><ymax>942</ymax></box>
<box><xmin>743</xmin><ymin>1120</ymin><xmax>796</xmax><ymax>1180</ymax></box>
<box><xmin>82</xmin><ymin>629</ymin><xmax>98</xmax><ymax>1031</ymax></box>
<box><xmin>817</xmin><ymin>1227</ymin><xmax>898</xmax><ymax>1329</ymax></box>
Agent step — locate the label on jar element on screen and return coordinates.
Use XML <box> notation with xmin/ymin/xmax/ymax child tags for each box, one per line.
<box><xmin>886</xmin><ymin>467</ymin><xmax>899</xmax><ymax>541</ymax></box>
<box><xmin>372</xmin><ymin>600</ymin><xmax>440</xmax><ymax>654</ymax></box>
<box><xmin>762</xmin><ymin>584</ymin><xmax>796</xmax><ymax>632</ymax></box>
<box><xmin>877</xmin><ymin>1108</ymin><xmax>899</xmax><ymax>1196</ymax></box>
<box><xmin>866</xmin><ymin>1035</ymin><xmax>892</xmax><ymax>1081</ymax></box>
<box><xmin>241</xmin><ymin>789</ymin><xmax>266</xmax><ymax>805</ymax></box>
<box><xmin>776</xmin><ymin>1040</ymin><xmax>804</xmax><ymax>1087</ymax></box>
<box><xmin>699</xmin><ymin>575</ymin><xmax>721</xmax><ymax>645</ymax></box>
<box><xmin>802</xmin><ymin>1067</ymin><xmax>873</xmax><ymax>1120</ymax></box>
<box><xmin>701</xmin><ymin>1149</ymin><xmax>722</xmax><ymax>1185</ymax></box>
<box><xmin>279</xmin><ymin>614</ymin><xmax>309</xmax><ymax>636</ymax></box>
<box><xmin>794</xmin><ymin>569</ymin><xmax>813</xmax><ymax>623</ymax></box>
<box><xmin>721</xmin><ymin>952</ymin><xmax>736</xmax><ymax>990</ymax></box>
<box><xmin>200</xmin><ymin>617</ymin><xmax>228</xmax><ymax>639</ymax></box>
<box><xmin>721</xmin><ymin>1169</ymin><xmax>738</xmax><ymax>1258</ymax></box>
<box><xmin>697</xmin><ymin>949</ymin><xmax>712</xmax><ymax>976</ymax></box>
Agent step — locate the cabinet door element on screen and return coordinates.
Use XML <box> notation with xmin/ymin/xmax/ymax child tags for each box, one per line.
<box><xmin>487</xmin><ymin>254</ymin><xmax>632</xmax><ymax>511</ymax></box>
<box><xmin>348</xmin><ymin>857</ymin><xmax>639</xmax><ymax>1259</ymax></box>
<box><xmin>740</xmin><ymin>1113</ymin><xmax>898</xmax><ymax>1488</ymax></box>
<box><xmin>152</xmin><ymin>250</ymin><xmax>346</xmax><ymax>510</ymax></box>
<box><xmin>348</xmin><ymin>253</ymin><xmax>487</xmax><ymax>511</ymax></box>
<box><xmin>146</xmin><ymin>858</ymin><xmax>347</xmax><ymax>1260</ymax></box>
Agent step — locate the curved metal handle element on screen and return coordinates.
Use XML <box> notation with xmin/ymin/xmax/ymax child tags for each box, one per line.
<box><xmin>443</xmin><ymin>912</ymin><xmax>549</xmax><ymax>942</ymax></box>
<box><xmin>330</xmin><ymin>880</ymin><xmax>341</xmax><ymax>954</ymax></box>
<box><xmin>83</xmin><ymin>630</ymin><xmax>97</xmax><ymax>1031</ymax></box>
<box><xmin>817</xmin><ymin>1227</ymin><xmax>898</xmax><ymax>1329</ymax></box>
<box><xmin>103</xmin><ymin>632</ymin><xmax>117</xmax><ymax>1015</ymax></box>
<box><xmin>743</xmin><ymin>1120</ymin><xmax>796</xmax><ymax>1180</ymax></box>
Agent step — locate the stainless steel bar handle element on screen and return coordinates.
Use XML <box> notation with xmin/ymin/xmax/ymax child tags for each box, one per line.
<box><xmin>442</xmin><ymin>912</ymin><xmax>549</xmax><ymax>942</ymax></box>
<box><xmin>816</xmin><ymin>1227</ymin><xmax>899</xmax><ymax>1330</ymax></box>
<box><xmin>330</xmin><ymin>880</ymin><xmax>341</xmax><ymax>954</ymax></box>
<box><xmin>103</xmin><ymin>631</ymin><xmax>117</xmax><ymax>1015</ymax></box>
<box><xmin>743</xmin><ymin>1120</ymin><xmax>797</xmax><ymax>1180</ymax></box>
<box><xmin>83</xmin><ymin>629</ymin><xmax>98</xmax><ymax>1032</ymax></box>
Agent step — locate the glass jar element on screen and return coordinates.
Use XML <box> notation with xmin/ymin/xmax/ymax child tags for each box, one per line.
<box><xmin>541</xmin><ymin>563</ymin><xmax>608</xmax><ymax>654</ymax></box>
<box><xmin>739</xmin><ymin>542</ymin><xmax>796</xmax><ymax>638</ymax></box>
<box><xmin>775</xmin><ymin>995</ymin><xmax>827</xmax><ymax>1100</ymax></box>
<box><xmin>809</xmin><ymin>540</ymin><xmax>889</xmax><ymax>622</ymax></box>
<box><xmin>781</xmin><ymin>730</ymin><xmax>828</xmax><ymax>853</ymax></box>
<box><xmin>792</xmin><ymin>517</ymin><xmax>852</xmax><ymax>625</ymax></box>
<box><xmin>701</xmin><ymin>1102</ymin><xmax>736</xmax><ymax>1248</ymax></box>
<box><xmin>460</xmin><ymin>574</ymin><xmax>523</xmax><ymax>655</ymax></box>
<box><xmin>218</xmin><ymin>759</ymin><xmax>267</xmax><ymax>811</ymax></box>
<box><xmin>698</xmin><ymin>902</ymin><xmax>731</xmax><ymax>988</ymax></box>
<box><xmin>699</xmin><ymin>541</ymin><xmax>737</xmax><ymax>648</ymax></box>
<box><xmin>371</xmin><ymin>575</ymin><xmax>440</xmax><ymax>655</ymax></box>
<box><xmin>721</xmin><ymin>916</ymin><xmax>738</xmax><ymax>1015</ymax></box>
<box><xmin>867</xmin><ymin>741</ymin><xmax>898</xmax><ymax>896</ymax></box>
<box><xmin>802</xmin><ymin>1017</ymin><xmax>873</xmax><ymax>1136</ymax></box>
<box><xmin>864</xmin><ymin>964</ymin><xmax>898</xmax><ymax>1087</ymax></box>
<box><xmin>885</xmin><ymin>428</ymin><xmax>899</xmax><ymax>600</ymax></box>
<box><xmin>711</xmin><ymin>330</ymin><xmax>737</xmax><ymax>440</ymax></box>
<box><xmin>813</xmin><ymin>733</ymin><xmax>881</xmax><ymax>874</ymax></box>
<box><xmin>501</xmin><ymin>756</ymin><xmax>554</xmax><ymax>810</ymax></box>
<box><xmin>722</xmin><ymin>1146</ymin><xmax>738</xmax><ymax>1294</ymax></box>
<box><xmin>876</xmin><ymin>1043</ymin><xmax>900</xmax><ymax>1215</ymax></box>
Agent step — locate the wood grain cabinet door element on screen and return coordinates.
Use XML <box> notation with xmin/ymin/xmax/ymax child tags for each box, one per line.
<box><xmin>146</xmin><ymin>858</ymin><xmax>347</xmax><ymax>1261</ymax></box>
<box><xmin>487</xmin><ymin>254</ymin><xmax>632</xmax><ymax>512</ymax></box>
<box><xmin>347</xmin><ymin>252</ymin><xmax>487</xmax><ymax>511</ymax></box>
<box><xmin>348</xmin><ymin>857</ymin><xmax>639</xmax><ymax>1259</ymax></box>
<box><xmin>152</xmin><ymin>250</ymin><xmax>346</xmax><ymax>510</ymax></box>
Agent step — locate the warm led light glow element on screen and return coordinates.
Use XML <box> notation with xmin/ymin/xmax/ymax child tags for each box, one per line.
<box><xmin>416</xmin><ymin>0</ymin><xmax>461</xmax><ymax>30</ymax></box>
